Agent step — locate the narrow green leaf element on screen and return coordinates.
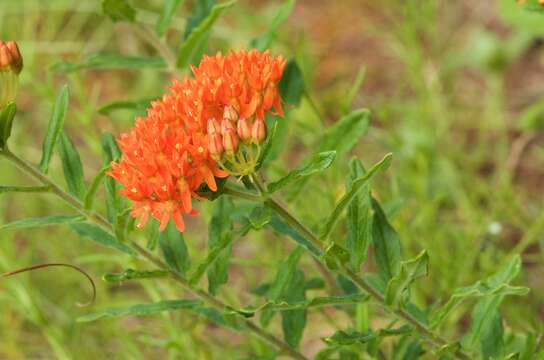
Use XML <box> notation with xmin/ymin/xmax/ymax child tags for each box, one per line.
<box><xmin>346</xmin><ymin>157</ymin><xmax>372</xmax><ymax>269</ymax></box>
<box><xmin>267</xmin><ymin>213</ymin><xmax>322</xmax><ymax>257</ymax></box>
<box><xmin>0</xmin><ymin>185</ymin><xmax>50</xmax><ymax>194</ymax></box>
<box><xmin>77</xmin><ymin>299</ymin><xmax>202</xmax><ymax>322</ymax></box>
<box><xmin>70</xmin><ymin>223</ymin><xmax>136</xmax><ymax>255</ymax></box>
<box><xmin>101</xmin><ymin>132</ymin><xmax>123</xmax><ymax>223</ymax></box>
<box><xmin>39</xmin><ymin>85</ymin><xmax>69</xmax><ymax>174</ymax></box>
<box><xmin>431</xmin><ymin>256</ymin><xmax>529</xmax><ymax>329</ymax></box>
<box><xmin>102</xmin><ymin>0</ymin><xmax>136</xmax><ymax>22</ymax></box>
<box><xmin>176</xmin><ymin>0</ymin><xmax>236</xmax><ymax>68</ymax></box>
<box><xmin>98</xmin><ymin>98</ymin><xmax>155</xmax><ymax>116</ymax></box>
<box><xmin>279</xmin><ymin>59</ymin><xmax>305</xmax><ymax>106</ymax></box>
<box><xmin>183</xmin><ymin>0</ymin><xmax>215</xmax><ymax>38</ymax></box>
<box><xmin>462</xmin><ymin>296</ymin><xmax>504</xmax><ymax>353</ymax></box>
<box><xmin>250</xmin><ymin>0</ymin><xmax>295</xmax><ymax>50</ymax></box>
<box><xmin>325</xmin><ymin>325</ymin><xmax>412</xmax><ymax>346</ymax></box>
<box><xmin>52</xmin><ymin>53</ymin><xmax>166</xmax><ymax>73</ymax></box>
<box><xmin>57</xmin><ymin>131</ymin><xmax>86</xmax><ymax>199</ymax></box>
<box><xmin>103</xmin><ymin>269</ymin><xmax>169</xmax><ymax>282</ymax></box>
<box><xmin>320</xmin><ymin>153</ymin><xmax>392</xmax><ymax>241</ymax></box>
<box><xmin>207</xmin><ymin>196</ymin><xmax>234</xmax><ymax>295</ymax></box>
<box><xmin>342</xmin><ymin>65</ymin><xmax>366</xmax><ymax>114</ymax></box>
<box><xmin>281</xmin><ymin>270</ymin><xmax>306</xmax><ymax>348</ymax></box>
<box><xmin>193</xmin><ymin>306</ymin><xmax>243</xmax><ymax>330</ymax></box>
<box><xmin>319</xmin><ymin>109</ymin><xmax>370</xmax><ymax>155</ymax></box>
<box><xmin>159</xmin><ymin>221</ymin><xmax>191</xmax><ymax>275</ymax></box>
<box><xmin>268</xmin><ymin>151</ymin><xmax>336</xmax><ymax>193</ymax></box>
<box><xmin>248</xmin><ymin>205</ymin><xmax>272</xmax><ymax>230</ymax></box>
<box><xmin>83</xmin><ymin>165</ymin><xmax>109</xmax><ymax>210</ymax></box>
<box><xmin>0</xmin><ymin>215</ymin><xmax>85</xmax><ymax>231</ymax></box>
<box><xmin>0</xmin><ymin>102</ymin><xmax>17</xmax><ymax>149</ymax></box>
<box><xmin>384</xmin><ymin>250</ymin><xmax>429</xmax><ymax>309</ymax></box>
<box><xmin>371</xmin><ymin>197</ymin><xmax>402</xmax><ymax>282</ymax></box>
<box><xmin>156</xmin><ymin>0</ymin><xmax>183</xmax><ymax>37</ymax></box>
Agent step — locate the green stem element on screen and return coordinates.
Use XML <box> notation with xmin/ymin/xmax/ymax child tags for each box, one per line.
<box><xmin>0</xmin><ymin>149</ymin><xmax>308</xmax><ymax>360</ymax></box>
<box><xmin>247</xmin><ymin>172</ymin><xmax>471</xmax><ymax>360</ymax></box>
<box><xmin>0</xmin><ymin>185</ymin><xmax>51</xmax><ymax>193</ymax></box>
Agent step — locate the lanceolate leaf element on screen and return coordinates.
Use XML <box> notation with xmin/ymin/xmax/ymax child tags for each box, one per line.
<box><xmin>101</xmin><ymin>132</ymin><xmax>124</xmax><ymax>223</ymax></box>
<box><xmin>83</xmin><ymin>165</ymin><xmax>109</xmax><ymax>210</ymax></box>
<box><xmin>346</xmin><ymin>157</ymin><xmax>372</xmax><ymax>270</ymax></box>
<box><xmin>267</xmin><ymin>213</ymin><xmax>322</xmax><ymax>257</ymax></box>
<box><xmin>0</xmin><ymin>102</ymin><xmax>17</xmax><ymax>149</ymax></box>
<box><xmin>279</xmin><ymin>59</ymin><xmax>305</xmax><ymax>106</ymax></box>
<box><xmin>462</xmin><ymin>296</ymin><xmax>504</xmax><ymax>354</ymax></box>
<box><xmin>159</xmin><ymin>221</ymin><xmax>191</xmax><ymax>276</ymax></box>
<box><xmin>184</xmin><ymin>0</ymin><xmax>216</xmax><ymax>39</ymax></box>
<box><xmin>431</xmin><ymin>255</ymin><xmax>529</xmax><ymax>329</ymax></box>
<box><xmin>98</xmin><ymin>98</ymin><xmax>155</xmax><ymax>116</ymax></box>
<box><xmin>52</xmin><ymin>53</ymin><xmax>166</xmax><ymax>73</ymax></box>
<box><xmin>176</xmin><ymin>0</ymin><xmax>236</xmax><ymax>68</ymax></box>
<box><xmin>324</xmin><ymin>325</ymin><xmax>412</xmax><ymax>346</ymax></box>
<box><xmin>268</xmin><ymin>151</ymin><xmax>336</xmax><ymax>193</ymax></box>
<box><xmin>70</xmin><ymin>223</ymin><xmax>136</xmax><ymax>255</ymax></box>
<box><xmin>77</xmin><ymin>299</ymin><xmax>202</xmax><ymax>322</ymax></box>
<box><xmin>103</xmin><ymin>269</ymin><xmax>169</xmax><ymax>282</ymax></box>
<box><xmin>250</xmin><ymin>0</ymin><xmax>296</xmax><ymax>51</ymax></box>
<box><xmin>319</xmin><ymin>109</ymin><xmax>370</xmax><ymax>155</ymax></box>
<box><xmin>102</xmin><ymin>0</ymin><xmax>136</xmax><ymax>22</ymax></box>
<box><xmin>384</xmin><ymin>250</ymin><xmax>429</xmax><ymax>309</ymax></box>
<box><xmin>156</xmin><ymin>0</ymin><xmax>183</xmax><ymax>37</ymax></box>
<box><xmin>0</xmin><ymin>215</ymin><xmax>85</xmax><ymax>231</ymax></box>
<box><xmin>320</xmin><ymin>153</ymin><xmax>392</xmax><ymax>241</ymax></box>
<box><xmin>281</xmin><ymin>270</ymin><xmax>306</xmax><ymax>348</ymax></box>
<box><xmin>57</xmin><ymin>131</ymin><xmax>86</xmax><ymax>199</ymax></box>
<box><xmin>39</xmin><ymin>85</ymin><xmax>69</xmax><ymax>174</ymax></box>
<box><xmin>371</xmin><ymin>197</ymin><xmax>402</xmax><ymax>282</ymax></box>
<box><xmin>207</xmin><ymin>196</ymin><xmax>234</xmax><ymax>295</ymax></box>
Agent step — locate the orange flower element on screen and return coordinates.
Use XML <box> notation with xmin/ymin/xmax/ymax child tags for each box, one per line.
<box><xmin>110</xmin><ymin>49</ymin><xmax>286</xmax><ymax>232</ymax></box>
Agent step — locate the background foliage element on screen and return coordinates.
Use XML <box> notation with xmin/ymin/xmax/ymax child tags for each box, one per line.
<box><xmin>0</xmin><ymin>0</ymin><xmax>543</xmax><ymax>359</ymax></box>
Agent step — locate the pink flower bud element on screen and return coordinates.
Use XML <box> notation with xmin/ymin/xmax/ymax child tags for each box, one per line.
<box><xmin>251</xmin><ymin>118</ymin><xmax>267</xmax><ymax>143</ymax></box>
<box><xmin>207</xmin><ymin>118</ymin><xmax>220</xmax><ymax>134</ymax></box>
<box><xmin>221</xmin><ymin>118</ymin><xmax>235</xmax><ymax>134</ymax></box>
<box><xmin>222</xmin><ymin>128</ymin><xmax>239</xmax><ymax>152</ymax></box>
<box><xmin>208</xmin><ymin>133</ymin><xmax>224</xmax><ymax>158</ymax></box>
<box><xmin>237</xmin><ymin>118</ymin><xmax>251</xmax><ymax>142</ymax></box>
<box><xmin>223</xmin><ymin>106</ymin><xmax>238</xmax><ymax>122</ymax></box>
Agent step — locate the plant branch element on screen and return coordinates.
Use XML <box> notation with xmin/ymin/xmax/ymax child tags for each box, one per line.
<box><xmin>0</xmin><ymin>148</ymin><xmax>308</xmax><ymax>360</ymax></box>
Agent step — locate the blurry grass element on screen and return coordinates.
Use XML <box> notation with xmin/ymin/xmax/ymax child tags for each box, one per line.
<box><xmin>0</xmin><ymin>0</ymin><xmax>543</xmax><ymax>358</ymax></box>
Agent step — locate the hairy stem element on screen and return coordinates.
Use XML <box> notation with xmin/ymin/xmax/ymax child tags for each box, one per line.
<box><xmin>248</xmin><ymin>172</ymin><xmax>471</xmax><ymax>360</ymax></box>
<box><xmin>0</xmin><ymin>149</ymin><xmax>308</xmax><ymax>360</ymax></box>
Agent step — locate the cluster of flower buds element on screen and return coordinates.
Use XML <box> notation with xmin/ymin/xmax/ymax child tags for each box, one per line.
<box><xmin>0</xmin><ymin>40</ymin><xmax>23</xmax><ymax>109</ymax></box>
<box><xmin>207</xmin><ymin>106</ymin><xmax>269</xmax><ymax>175</ymax></box>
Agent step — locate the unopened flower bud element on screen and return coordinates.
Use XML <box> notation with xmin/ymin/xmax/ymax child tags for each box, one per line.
<box><xmin>222</xmin><ymin>128</ymin><xmax>239</xmax><ymax>153</ymax></box>
<box><xmin>208</xmin><ymin>133</ymin><xmax>224</xmax><ymax>159</ymax></box>
<box><xmin>4</xmin><ymin>41</ymin><xmax>22</xmax><ymax>75</ymax></box>
<box><xmin>251</xmin><ymin>118</ymin><xmax>267</xmax><ymax>143</ymax></box>
<box><xmin>223</xmin><ymin>106</ymin><xmax>238</xmax><ymax>122</ymax></box>
<box><xmin>237</xmin><ymin>117</ymin><xmax>251</xmax><ymax>142</ymax></box>
<box><xmin>0</xmin><ymin>41</ymin><xmax>22</xmax><ymax>110</ymax></box>
<box><xmin>221</xmin><ymin>118</ymin><xmax>235</xmax><ymax>134</ymax></box>
<box><xmin>207</xmin><ymin>118</ymin><xmax>220</xmax><ymax>134</ymax></box>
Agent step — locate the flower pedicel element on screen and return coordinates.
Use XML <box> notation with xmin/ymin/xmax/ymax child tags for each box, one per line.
<box><xmin>110</xmin><ymin>49</ymin><xmax>286</xmax><ymax>232</ymax></box>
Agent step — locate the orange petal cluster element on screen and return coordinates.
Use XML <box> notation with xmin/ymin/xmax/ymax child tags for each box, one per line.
<box><xmin>109</xmin><ymin>49</ymin><xmax>286</xmax><ymax>232</ymax></box>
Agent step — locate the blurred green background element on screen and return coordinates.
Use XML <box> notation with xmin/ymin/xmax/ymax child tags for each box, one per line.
<box><xmin>0</xmin><ymin>0</ymin><xmax>543</xmax><ymax>358</ymax></box>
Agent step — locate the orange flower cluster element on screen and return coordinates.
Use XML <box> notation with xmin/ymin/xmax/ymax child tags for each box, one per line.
<box><xmin>110</xmin><ymin>49</ymin><xmax>286</xmax><ymax>232</ymax></box>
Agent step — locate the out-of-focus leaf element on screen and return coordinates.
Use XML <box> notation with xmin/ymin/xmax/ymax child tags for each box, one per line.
<box><xmin>70</xmin><ymin>223</ymin><xmax>136</xmax><ymax>255</ymax></box>
<box><xmin>0</xmin><ymin>215</ymin><xmax>85</xmax><ymax>231</ymax></box>
<box><xmin>431</xmin><ymin>255</ymin><xmax>529</xmax><ymax>329</ymax></box>
<box><xmin>268</xmin><ymin>151</ymin><xmax>336</xmax><ymax>193</ymax></box>
<box><xmin>248</xmin><ymin>205</ymin><xmax>272</xmax><ymax>230</ymax></box>
<box><xmin>176</xmin><ymin>0</ymin><xmax>236</xmax><ymax>68</ymax></box>
<box><xmin>0</xmin><ymin>102</ymin><xmax>16</xmax><ymax>149</ymax></box>
<box><xmin>98</xmin><ymin>98</ymin><xmax>155</xmax><ymax>116</ymax></box>
<box><xmin>320</xmin><ymin>153</ymin><xmax>392</xmax><ymax>241</ymax></box>
<box><xmin>184</xmin><ymin>0</ymin><xmax>216</xmax><ymax>39</ymax></box>
<box><xmin>102</xmin><ymin>0</ymin><xmax>136</xmax><ymax>22</ymax></box>
<box><xmin>207</xmin><ymin>196</ymin><xmax>234</xmax><ymax>295</ymax></box>
<box><xmin>346</xmin><ymin>157</ymin><xmax>372</xmax><ymax>270</ymax></box>
<box><xmin>159</xmin><ymin>221</ymin><xmax>191</xmax><ymax>275</ymax></box>
<box><xmin>0</xmin><ymin>185</ymin><xmax>50</xmax><ymax>194</ymax></box>
<box><xmin>250</xmin><ymin>0</ymin><xmax>295</xmax><ymax>50</ymax></box>
<box><xmin>341</xmin><ymin>66</ymin><xmax>366</xmax><ymax>114</ymax></box>
<box><xmin>522</xmin><ymin>0</ymin><xmax>544</xmax><ymax>14</ymax></box>
<box><xmin>103</xmin><ymin>269</ymin><xmax>169</xmax><ymax>282</ymax></box>
<box><xmin>156</xmin><ymin>0</ymin><xmax>184</xmax><ymax>37</ymax></box>
<box><xmin>77</xmin><ymin>299</ymin><xmax>202</xmax><ymax>322</ymax></box>
<box><xmin>279</xmin><ymin>59</ymin><xmax>305</xmax><ymax>106</ymax></box>
<box><xmin>39</xmin><ymin>85</ymin><xmax>69</xmax><ymax>174</ymax></box>
<box><xmin>325</xmin><ymin>325</ymin><xmax>412</xmax><ymax>346</ymax></box>
<box><xmin>57</xmin><ymin>131</ymin><xmax>86</xmax><ymax>199</ymax></box>
<box><xmin>260</xmin><ymin>247</ymin><xmax>303</xmax><ymax>327</ymax></box>
<box><xmin>371</xmin><ymin>198</ymin><xmax>402</xmax><ymax>282</ymax></box>
<box><xmin>318</xmin><ymin>109</ymin><xmax>370</xmax><ymax>155</ymax></box>
<box><xmin>384</xmin><ymin>250</ymin><xmax>428</xmax><ymax>309</ymax></box>
<box><xmin>101</xmin><ymin>132</ymin><xmax>124</xmax><ymax>223</ymax></box>
<box><xmin>52</xmin><ymin>53</ymin><xmax>166</xmax><ymax>73</ymax></box>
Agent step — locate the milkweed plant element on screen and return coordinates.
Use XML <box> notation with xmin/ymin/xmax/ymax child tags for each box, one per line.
<box><xmin>0</xmin><ymin>1</ymin><xmax>542</xmax><ymax>359</ymax></box>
